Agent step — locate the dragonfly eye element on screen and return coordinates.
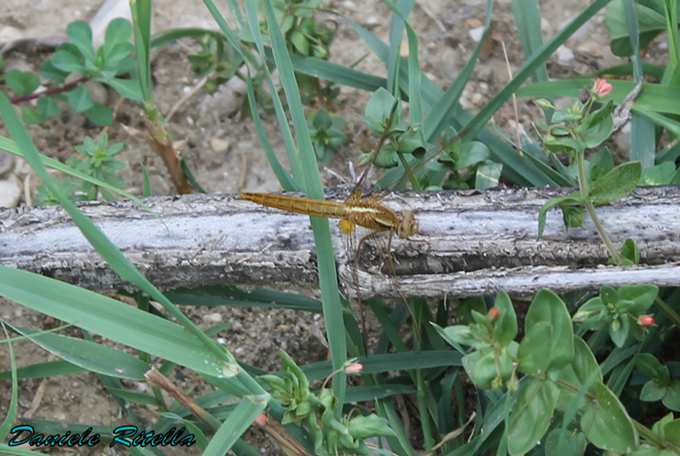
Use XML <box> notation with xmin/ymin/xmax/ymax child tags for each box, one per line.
<box><xmin>398</xmin><ymin>211</ymin><xmax>418</xmax><ymax>239</ymax></box>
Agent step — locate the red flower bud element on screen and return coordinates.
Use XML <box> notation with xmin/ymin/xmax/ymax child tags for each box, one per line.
<box><xmin>638</xmin><ymin>315</ymin><xmax>655</xmax><ymax>327</ymax></box>
<box><xmin>252</xmin><ymin>413</ymin><xmax>268</xmax><ymax>427</ymax></box>
<box><xmin>593</xmin><ymin>78</ymin><xmax>614</xmax><ymax>98</ymax></box>
<box><xmin>487</xmin><ymin>307</ymin><xmax>500</xmax><ymax>322</ymax></box>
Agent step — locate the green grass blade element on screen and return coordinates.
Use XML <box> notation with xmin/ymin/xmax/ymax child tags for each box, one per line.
<box><xmin>0</xmin><ymin>266</ymin><xmax>228</xmax><ymax>377</ymax></box>
<box><xmin>383</xmin><ymin>0</ymin><xmax>422</xmax><ymax>124</ymax></box>
<box><xmin>0</xmin><ymin>360</ymin><xmax>86</xmax><ymax>379</ymax></box>
<box><xmin>0</xmin><ymin>325</ymin><xmax>19</xmax><ymax>442</ymax></box>
<box><xmin>10</xmin><ymin>325</ymin><xmax>150</xmax><ymax>380</ymax></box>
<box><xmin>0</xmin><ymin>445</ymin><xmax>44</xmax><ymax>455</ymax></box>
<box><xmin>130</xmin><ymin>0</ymin><xmax>153</xmax><ymax>100</ymax></box>
<box><xmin>243</xmin><ymin>1</ymin><xmax>305</xmax><ymax>187</ymax></box>
<box><xmin>258</xmin><ymin>0</ymin><xmax>348</xmax><ymax>404</ymax></box>
<box><xmin>621</xmin><ymin>0</ymin><xmax>656</xmax><ymax>168</ymax></box>
<box><xmin>202</xmin><ymin>396</ymin><xmax>266</xmax><ymax>456</ymax></box>
<box><xmin>423</xmin><ymin>0</ymin><xmax>493</xmax><ymax>143</ymax></box>
<box><xmin>164</xmin><ymin>286</ymin><xmax>323</xmax><ymax>312</ymax></box>
<box><xmin>0</xmin><ymin>92</ymin><xmax>263</xmax><ymax>394</ymax></box>
<box><xmin>201</xmin><ymin>0</ymin><xmax>297</xmax><ymax>190</ymax></box>
<box><xmin>511</xmin><ymin>0</ymin><xmax>549</xmax><ymax>83</ymax></box>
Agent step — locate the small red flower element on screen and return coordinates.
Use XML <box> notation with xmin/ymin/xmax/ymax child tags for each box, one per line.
<box><xmin>593</xmin><ymin>78</ymin><xmax>614</xmax><ymax>98</ymax></box>
<box><xmin>487</xmin><ymin>307</ymin><xmax>500</xmax><ymax>322</ymax></box>
<box><xmin>252</xmin><ymin>413</ymin><xmax>268</xmax><ymax>427</ymax></box>
<box><xmin>345</xmin><ymin>362</ymin><xmax>364</xmax><ymax>373</ymax></box>
<box><xmin>638</xmin><ymin>315</ymin><xmax>655</xmax><ymax>327</ymax></box>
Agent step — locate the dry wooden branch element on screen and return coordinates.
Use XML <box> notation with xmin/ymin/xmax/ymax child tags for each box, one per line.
<box><xmin>1</xmin><ymin>186</ymin><xmax>679</xmax><ymax>299</ymax></box>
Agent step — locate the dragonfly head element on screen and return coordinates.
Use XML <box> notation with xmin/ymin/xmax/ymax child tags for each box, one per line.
<box><xmin>397</xmin><ymin>211</ymin><xmax>419</xmax><ymax>239</ymax></box>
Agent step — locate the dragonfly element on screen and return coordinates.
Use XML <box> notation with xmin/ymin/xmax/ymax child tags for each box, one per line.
<box><xmin>239</xmin><ymin>104</ymin><xmax>469</xmax><ymax>343</ymax></box>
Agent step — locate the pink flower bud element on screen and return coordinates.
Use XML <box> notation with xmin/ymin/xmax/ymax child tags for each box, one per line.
<box><xmin>487</xmin><ymin>307</ymin><xmax>500</xmax><ymax>322</ymax></box>
<box><xmin>638</xmin><ymin>315</ymin><xmax>655</xmax><ymax>327</ymax></box>
<box><xmin>345</xmin><ymin>362</ymin><xmax>364</xmax><ymax>373</ymax></box>
<box><xmin>593</xmin><ymin>78</ymin><xmax>614</xmax><ymax>98</ymax></box>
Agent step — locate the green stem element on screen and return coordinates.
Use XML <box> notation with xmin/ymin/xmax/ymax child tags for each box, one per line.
<box><xmin>575</xmin><ymin>150</ymin><xmax>622</xmax><ymax>264</ymax></box>
<box><xmin>653</xmin><ymin>296</ymin><xmax>680</xmax><ymax>329</ymax></box>
<box><xmin>634</xmin><ymin>419</ymin><xmax>680</xmax><ymax>453</ymax></box>
<box><xmin>416</xmin><ymin>369</ymin><xmax>434</xmax><ymax>450</ymax></box>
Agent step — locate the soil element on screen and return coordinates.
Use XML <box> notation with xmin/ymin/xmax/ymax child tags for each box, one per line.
<box><xmin>0</xmin><ymin>0</ymin><xmax>656</xmax><ymax>455</ymax></box>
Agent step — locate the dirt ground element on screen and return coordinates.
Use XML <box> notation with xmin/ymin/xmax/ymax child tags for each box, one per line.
<box><xmin>0</xmin><ymin>0</ymin><xmax>644</xmax><ymax>454</ymax></box>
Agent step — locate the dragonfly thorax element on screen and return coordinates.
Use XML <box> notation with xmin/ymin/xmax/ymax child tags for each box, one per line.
<box><xmin>397</xmin><ymin>210</ymin><xmax>418</xmax><ymax>239</ymax></box>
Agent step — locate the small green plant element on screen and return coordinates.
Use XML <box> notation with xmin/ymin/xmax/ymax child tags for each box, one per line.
<box><xmin>308</xmin><ymin>108</ymin><xmax>346</xmax><ymax>165</ymax></box>
<box><xmin>572</xmin><ymin>284</ymin><xmax>657</xmax><ymax>347</ymax></box>
<box><xmin>635</xmin><ymin>354</ymin><xmax>680</xmax><ymax>412</ymax></box>
<box><xmin>3</xmin><ymin>19</ymin><xmax>142</xmax><ymax>126</ymax></box>
<box><xmin>259</xmin><ymin>351</ymin><xmax>394</xmax><ymax>456</ymax></box>
<box><xmin>187</xmin><ymin>32</ymin><xmax>245</xmax><ymax>95</ymax></box>
<box><xmin>437</xmin><ymin>288</ymin><xmax>659</xmax><ymax>455</ymax></box>
<box><xmin>357</xmin><ymin>88</ymin><xmax>502</xmax><ymax>191</ymax></box>
<box><xmin>65</xmin><ymin>133</ymin><xmax>126</xmax><ymax>201</ymax></box>
<box><xmin>33</xmin><ymin>178</ymin><xmax>85</xmax><ymax>206</ymax></box>
<box><xmin>535</xmin><ymin>79</ymin><xmax>642</xmax><ymax>264</ymax></box>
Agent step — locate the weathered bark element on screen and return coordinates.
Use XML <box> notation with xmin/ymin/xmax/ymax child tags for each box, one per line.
<box><xmin>0</xmin><ymin>186</ymin><xmax>678</xmax><ymax>299</ymax></box>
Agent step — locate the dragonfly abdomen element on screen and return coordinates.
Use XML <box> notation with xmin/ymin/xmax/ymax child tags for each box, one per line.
<box><xmin>240</xmin><ymin>192</ymin><xmax>349</xmax><ymax>219</ymax></box>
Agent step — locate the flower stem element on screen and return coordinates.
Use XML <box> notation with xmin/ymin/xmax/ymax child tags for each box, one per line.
<box><xmin>575</xmin><ymin>150</ymin><xmax>622</xmax><ymax>264</ymax></box>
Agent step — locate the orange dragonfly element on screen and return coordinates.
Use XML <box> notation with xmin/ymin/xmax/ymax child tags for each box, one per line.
<box><xmin>239</xmin><ymin>106</ymin><xmax>467</xmax><ymax>339</ymax></box>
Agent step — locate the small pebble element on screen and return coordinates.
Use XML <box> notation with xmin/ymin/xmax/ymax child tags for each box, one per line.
<box><xmin>210</xmin><ymin>138</ymin><xmax>230</xmax><ymax>154</ymax></box>
<box><xmin>0</xmin><ymin>176</ymin><xmax>22</xmax><ymax>207</ymax></box>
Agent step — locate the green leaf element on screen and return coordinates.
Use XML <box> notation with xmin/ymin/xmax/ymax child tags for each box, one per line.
<box><xmin>582</xmin><ymin>114</ymin><xmax>614</xmax><ymax>148</ymax></box>
<box><xmin>640</xmin><ymin>161</ymin><xmax>677</xmax><ymax>185</ymax></box>
<box><xmin>492</xmin><ymin>290</ymin><xmax>517</xmax><ymax>346</ymax></box>
<box><xmin>85</xmin><ymin>103</ymin><xmax>113</xmax><ymax>126</ymax></box>
<box><xmin>101</xmin><ymin>77</ymin><xmax>143</xmax><ymax>101</ymax></box>
<box><xmin>440</xmin><ymin>325</ymin><xmax>478</xmax><ymax>348</ymax></box>
<box><xmin>508</xmin><ymin>377</ymin><xmax>560</xmax><ymax>455</ymax></box>
<box><xmin>590</xmin><ymin>146</ymin><xmax>614</xmax><ymax>182</ymax></box>
<box><xmin>525</xmin><ymin>289</ymin><xmax>574</xmax><ymax>370</ymax></box>
<box><xmin>51</xmin><ymin>49</ymin><xmax>86</xmax><ymax>73</ymax></box>
<box><xmin>581</xmin><ymin>380</ymin><xmax>638</xmax><ymax>452</ymax></box>
<box><xmin>5</xmin><ymin>69</ymin><xmax>40</xmax><ymax>96</ymax></box>
<box><xmin>590</xmin><ymin>161</ymin><xmax>642</xmax><ymax>205</ymax></box>
<box><xmin>635</xmin><ymin>353</ymin><xmax>669</xmax><ymax>383</ymax></box>
<box><xmin>475</xmin><ymin>161</ymin><xmax>502</xmax><ymax>189</ymax></box>
<box><xmin>290</xmin><ymin>30</ymin><xmax>310</xmax><ymax>55</ymax></box>
<box><xmin>537</xmin><ymin>192</ymin><xmax>583</xmax><ymax>239</ymax></box>
<box><xmin>618</xmin><ymin>285</ymin><xmax>658</xmax><ymax>314</ymax></box>
<box><xmin>621</xmin><ymin>238</ymin><xmax>640</xmax><ymax>264</ymax></box>
<box><xmin>104</xmin><ymin>17</ymin><xmax>133</xmax><ymax>51</ymax></box>
<box><xmin>67</xmin><ymin>21</ymin><xmax>95</xmax><ymax>62</ymax></box>
<box><xmin>36</xmin><ymin>96</ymin><xmax>61</xmax><ymax>117</ymax></box>
<box><xmin>40</xmin><ymin>59</ymin><xmax>70</xmax><ymax>83</ymax></box>
<box><xmin>457</xmin><ymin>297</ymin><xmax>487</xmax><ymax>325</ymax></box>
<box><xmin>605</xmin><ymin>0</ymin><xmax>667</xmax><ymax>57</ymax></box>
<box><xmin>21</xmin><ymin>106</ymin><xmax>46</xmax><ymax>124</ymax></box>
<box><xmin>545</xmin><ymin>428</ymin><xmax>587</xmax><ymax>456</ymax></box>
<box><xmin>68</xmin><ymin>84</ymin><xmax>94</xmax><ymax>112</ymax></box>
<box><xmin>456</xmin><ymin>141</ymin><xmax>490</xmax><ymax>169</ymax></box>
<box><xmin>641</xmin><ymin>380</ymin><xmax>668</xmax><ymax>402</ymax></box>
<box><xmin>518</xmin><ymin>321</ymin><xmax>552</xmax><ymax>375</ymax></box>
<box><xmin>363</xmin><ymin>87</ymin><xmax>397</xmax><ymax>135</ymax></box>
<box><xmin>662</xmin><ymin>380</ymin><xmax>680</xmax><ymax>411</ymax></box>
<box><xmin>543</xmin><ymin>137</ymin><xmax>587</xmax><ymax>154</ymax></box>
<box><xmin>608</xmin><ymin>313</ymin><xmax>630</xmax><ymax>347</ymax></box>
